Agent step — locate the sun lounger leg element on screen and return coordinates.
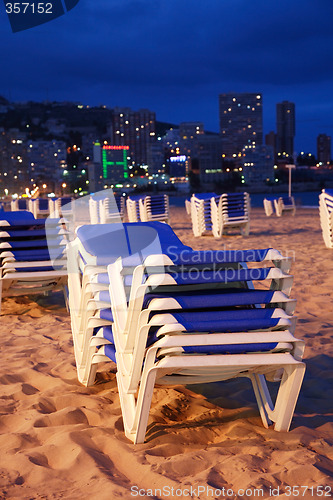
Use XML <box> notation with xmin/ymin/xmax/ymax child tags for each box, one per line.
<box><xmin>272</xmin><ymin>363</ymin><xmax>305</xmax><ymax>431</ymax></box>
<box><xmin>79</xmin><ymin>351</ymin><xmax>109</xmax><ymax>386</ymax></box>
<box><xmin>117</xmin><ymin>367</ymin><xmax>157</xmax><ymax>444</ymax></box>
<box><xmin>250</xmin><ymin>374</ymin><xmax>273</xmax><ymax>428</ymax></box>
<box><xmin>132</xmin><ymin>367</ymin><xmax>158</xmax><ymax>443</ymax></box>
<box><xmin>84</xmin><ymin>361</ymin><xmax>99</xmax><ymax>387</ymax></box>
<box><xmin>251</xmin><ymin>364</ymin><xmax>305</xmax><ymax>432</ymax></box>
<box><xmin>63</xmin><ymin>285</ymin><xmax>69</xmax><ymax>312</ymax></box>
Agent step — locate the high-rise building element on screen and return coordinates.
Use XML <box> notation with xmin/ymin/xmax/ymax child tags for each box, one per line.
<box><xmin>196</xmin><ymin>135</ymin><xmax>224</xmax><ymax>185</ymax></box>
<box><xmin>102</xmin><ymin>145</ymin><xmax>129</xmax><ymax>184</ymax></box>
<box><xmin>179</xmin><ymin>122</ymin><xmax>204</xmax><ymax>161</ymax></box>
<box><xmin>27</xmin><ymin>139</ymin><xmax>67</xmax><ymax>184</ymax></box>
<box><xmin>276</xmin><ymin>101</ymin><xmax>295</xmax><ymax>158</ymax></box>
<box><xmin>219</xmin><ymin>93</ymin><xmax>263</xmax><ymax>157</ymax></box>
<box><xmin>242</xmin><ymin>144</ymin><xmax>275</xmax><ymax>184</ymax></box>
<box><xmin>167</xmin><ymin>155</ymin><xmax>188</xmax><ymax>178</ymax></box>
<box><xmin>0</xmin><ymin>128</ymin><xmax>29</xmax><ymax>194</ymax></box>
<box><xmin>90</xmin><ymin>143</ymin><xmax>130</xmax><ymax>190</ymax></box>
<box><xmin>109</xmin><ymin>107</ymin><xmax>156</xmax><ymax>167</ymax></box>
<box><xmin>179</xmin><ymin>122</ymin><xmax>204</xmax><ymax>143</ymax></box>
<box><xmin>265</xmin><ymin>131</ymin><xmax>277</xmax><ymax>160</ymax></box>
<box><xmin>317</xmin><ymin>134</ymin><xmax>331</xmax><ymax>165</ymax></box>
<box><xmin>147</xmin><ymin>141</ymin><xmax>165</xmax><ymax>174</ymax></box>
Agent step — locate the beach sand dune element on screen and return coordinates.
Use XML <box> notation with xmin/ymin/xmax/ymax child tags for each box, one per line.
<box><xmin>0</xmin><ymin>207</ymin><xmax>332</xmax><ymax>499</ymax></box>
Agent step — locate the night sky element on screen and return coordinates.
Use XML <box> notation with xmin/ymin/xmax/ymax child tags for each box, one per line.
<box><xmin>1</xmin><ymin>0</ymin><xmax>333</xmax><ymax>154</ymax></box>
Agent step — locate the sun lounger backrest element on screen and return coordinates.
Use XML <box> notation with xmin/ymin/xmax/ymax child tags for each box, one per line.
<box><xmin>0</xmin><ymin>210</ymin><xmax>36</xmax><ymax>226</ymax></box>
<box><xmin>18</xmin><ymin>199</ymin><xmax>28</xmax><ymax>210</ymax></box>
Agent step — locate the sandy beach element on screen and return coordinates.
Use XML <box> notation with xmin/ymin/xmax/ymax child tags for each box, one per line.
<box><xmin>0</xmin><ymin>206</ymin><xmax>332</xmax><ymax>500</ymax></box>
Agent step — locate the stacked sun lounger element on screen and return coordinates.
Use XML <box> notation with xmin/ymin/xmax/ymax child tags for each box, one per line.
<box><xmin>68</xmin><ymin>220</ymin><xmax>305</xmax><ymax>443</ymax></box>
<box><xmin>49</xmin><ymin>197</ymin><xmax>73</xmax><ymax>219</ymax></box>
<box><xmin>99</xmin><ymin>195</ymin><xmax>125</xmax><ymax>223</ymax></box>
<box><xmin>28</xmin><ymin>198</ymin><xmax>50</xmax><ymax>218</ymax></box>
<box><xmin>319</xmin><ymin>189</ymin><xmax>333</xmax><ymax>248</ymax></box>
<box><xmin>89</xmin><ymin>194</ymin><xmax>125</xmax><ymax>224</ymax></box>
<box><xmin>88</xmin><ymin>196</ymin><xmax>100</xmax><ymax>224</ymax></box>
<box><xmin>274</xmin><ymin>196</ymin><xmax>296</xmax><ymax>217</ymax></box>
<box><xmin>138</xmin><ymin>194</ymin><xmax>169</xmax><ymax>223</ymax></box>
<box><xmin>263</xmin><ymin>197</ymin><xmax>277</xmax><ymax>216</ymax></box>
<box><xmin>188</xmin><ymin>193</ymin><xmax>220</xmax><ymax>237</ymax></box>
<box><xmin>126</xmin><ymin>194</ymin><xmax>145</xmax><ymax>222</ymax></box>
<box><xmin>0</xmin><ymin>211</ymin><xmax>68</xmax><ymax>311</ymax></box>
<box><xmin>211</xmin><ymin>192</ymin><xmax>250</xmax><ymax>237</ymax></box>
<box><xmin>10</xmin><ymin>198</ymin><xmax>30</xmax><ymax>212</ymax></box>
<box><xmin>128</xmin><ymin>194</ymin><xmax>169</xmax><ymax>223</ymax></box>
<box><xmin>264</xmin><ymin>196</ymin><xmax>296</xmax><ymax>217</ymax></box>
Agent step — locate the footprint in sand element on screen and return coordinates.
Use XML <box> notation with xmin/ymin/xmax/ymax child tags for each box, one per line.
<box><xmin>21</xmin><ymin>384</ymin><xmax>39</xmax><ymax>396</ymax></box>
<box><xmin>33</xmin><ymin>407</ymin><xmax>89</xmax><ymax>428</ymax></box>
<box><xmin>28</xmin><ymin>453</ymin><xmax>50</xmax><ymax>468</ymax></box>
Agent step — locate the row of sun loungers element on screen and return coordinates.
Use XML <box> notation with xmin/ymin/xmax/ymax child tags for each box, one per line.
<box><xmin>67</xmin><ymin>220</ymin><xmax>305</xmax><ymax>443</ymax></box>
<box><xmin>11</xmin><ymin>194</ymin><xmax>170</xmax><ymax>225</ymax></box>
<box><xmin>1</xmin><ymin>196</ymin><xmax>308</xmax><ymax>444</ymax></box>
<box><xmin>187</xmin><ymin>192</ymin><xmax>250</xmax><ymax>238</ymax></box>
<box><xmin>90</xmin><ymin>193</ymin><xmax>169</xmax><ymax>224</ymax></box>
<box><xmin>11</xmin><ymin>197</ymin><xmax>74</xmax><ymax>219</ymax></box>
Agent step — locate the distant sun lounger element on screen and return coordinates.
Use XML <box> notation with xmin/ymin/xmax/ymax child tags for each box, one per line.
<box><xmin>127</xmin><ymin>194</ymin><xmax>169</xmax><ymax>223</ymax></box>
<box><xmin>189</xmin><ymin>192</ymin><xmax>250</xmax><ymax>237</ymax></box>
<box><xmin>264</xmin><ymin>196</ymin><xmax>296</xmax><ymax>217</ymax></box>
<box><xmin>319</xmin><ymin>189</ymin><xmax>333</xmax><ymax>248</ymax></box>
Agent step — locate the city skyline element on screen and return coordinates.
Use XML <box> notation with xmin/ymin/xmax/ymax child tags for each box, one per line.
<box><xmin>1</xmin><ymin>0</ymin><xmax>333</xmax><ymax>154</ymax></box>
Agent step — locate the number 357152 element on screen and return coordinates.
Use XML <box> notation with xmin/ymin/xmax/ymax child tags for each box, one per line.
<box><xmin>5</xmin><ymin>3</ymin><xmax>53</xmax><ymax>14</ymax></box>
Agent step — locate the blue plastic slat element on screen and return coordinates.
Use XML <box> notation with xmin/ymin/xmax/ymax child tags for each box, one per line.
<box><xmin>182</xmin><ymin>343</ymin><xmax>278</xmax><ymax>354</ymax></box>
<box><xmin>144</xmin><ymin>289</ymin><xmax>275</xmax><ymax>309</ymax></box>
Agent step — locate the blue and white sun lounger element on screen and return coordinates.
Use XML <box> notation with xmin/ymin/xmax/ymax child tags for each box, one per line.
<box><xmin>126</xmin><ymin>195</ymin><xmax>145</xmax><ymax>222</ymax></box>
<box><xmin>49</xmin><ymin>197</ymin><xmax>74</xmax><ymax>219</ymax></box>
<box><xmin>67</xmin><ymin>221</ymin><xmax>176</xmax><ymax>384</ymax></box>
<box><xmin>0</xmin><ymin>211</ymin><xmax>68</xmax><ymax>311</ymax></box>
<box><xmin>88</xmin><ymin>193</ymin><xmax>125</xmax><ymax>224</ymax></box>
<box><xmin>211</xmin><ymin>192</ymin><xmax>250</xmax><ymax>237</ymax></box>
<box><xmin>274</xmin><ymin>196</ymin><xmax>296</xmax><ymax>217</ymax></box>
<box><xmin>319</xmin><ymin>189</ymin><xmax>333</xmax><ymax>248</ymax></box>
<box><xmin>139</xmin><ymin>194</ymin><xmax>169</xmax><ymax>223</ymax></box>
<box><xmin>264</xmin><ymin>196</ymin><xmax>296</xmax><ymax>217</ymax></box>
<box><xmin>99</xmin><ymin>195</ymin><xmax>125</xmax><ymax>223</ymax></box>
<box><xmin>189</xmin><ymin>193</ymin><xmax>250</xmax><ymax>237</ymax></box>
<box><xmin>10</xmin><ymin>198</ymin><xmax>30</xmax><ymax>212</ymax></box>
<box><xmin>29</xmin><ymin>198</ymin><xmax>50</xmax><ymax>218</ymax></box>
<box><xmin>189</xmin><ymin>193</ymin><xmax>219</xmax><ymax>236</ymax></box>
<box><xmin>263</xmin><ymin>197</ymin><xmax>276</xmax><ymax>217</ymax></box>
<box><xmin>68</xmin><ymin>221</ymin><xmax>305</xmax><ymax>443</ymax></box>
<box><xmin>127</xmin><ymin>195</ymin><xmax>169</xmax><ymax>223</ymax></box>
